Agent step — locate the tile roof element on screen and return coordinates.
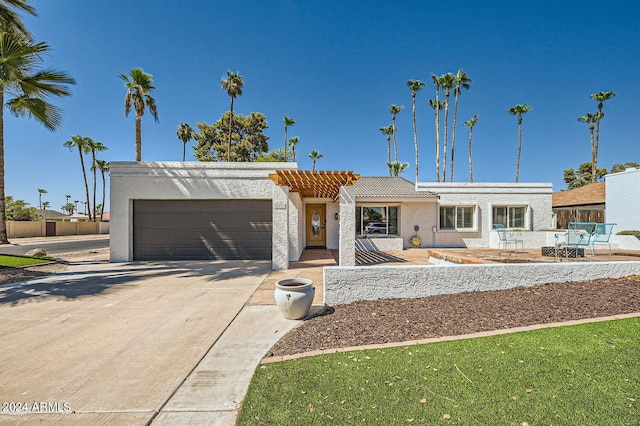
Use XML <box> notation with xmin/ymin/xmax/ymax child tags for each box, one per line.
<box><xmin>552</xmin><ymin>182</ymin><xmax>605</xmax><ymax>207</ymax></box>
<box><xmin>38</xmin><ymin>209</ymin><xmax>70</xmax><ymax>220</ymax></box>
<box><xmin>354</xmin><ymin>176</ymin><xmax>439</xmax><ymax>199</ymax></box>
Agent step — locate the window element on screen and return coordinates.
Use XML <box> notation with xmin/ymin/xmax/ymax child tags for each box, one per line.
<box><xmin>356</xmin><ymin>205</ymin><xmax>399</xmax><ymax>235</ymax></box>
<box><xmin>440</xmin><ymin>206</ymin><xmax>475</xmax><ymax>230</ymax></box>
<box><xmin>493</xmin><ymin>206</ymin><xmax>526</xmax><ymax>228</ymax></box>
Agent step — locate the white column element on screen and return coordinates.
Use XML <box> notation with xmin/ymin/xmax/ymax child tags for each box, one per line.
<box><xmin>339</xmin><ymin>186</ymin><xmax>356</xmax><ymax>266</ymax></box>
<box><xmin>272</xmin><ymin>185</ymin><xmax>290</xmax><ymax>270</ymax></box>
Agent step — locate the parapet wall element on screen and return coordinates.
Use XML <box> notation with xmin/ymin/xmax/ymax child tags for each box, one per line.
<box><xmin>324</xmin><ymin>262</ymin><xmax>640</xmax><ymax>305</ymax></box>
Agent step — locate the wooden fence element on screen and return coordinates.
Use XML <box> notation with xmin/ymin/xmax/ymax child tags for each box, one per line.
<box><xmin>553</xmin><ymin>209</ymin><xmax>605</xmax><ymax>230</ymax></box>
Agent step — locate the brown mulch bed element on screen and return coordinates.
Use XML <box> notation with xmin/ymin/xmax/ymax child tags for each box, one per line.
<box><xmin>268</xmin><ymin>275</ymin><xmax>640</xmax><ymax>357</ymax></box>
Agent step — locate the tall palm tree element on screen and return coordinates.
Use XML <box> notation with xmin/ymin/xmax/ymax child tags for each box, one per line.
<box><xmin>120</xmin><ymin>68</ymin><xmax>158</xmax><ymax>162</ymax></box>
<box><xmin>176</xmin><ymin>123</ymin><xmax>194</xmax><ymax>161</ymax></box>
<box><xmin>64</xmin><ymin>135</ymin><xmax>92</xmax><ymax>222</ymax></box>
<box><xmin>0</xmin><ymin>0</ymin><xmax>36</xmax><ymax>39</ymax></box>
<box><xmin>508</xmin><ymin>104</ymin><xmax>532</xmax><ymax>183</ymax></box>
<box><xmin>86</xmin><ymin>138</ymin><xmax>107</xmax><ymax>221</ymax></box>
<box><xmin>309</xmin><ymin>150</ymin><xmax>323</xmax><ymax>171</ymax></box>
<box><xmin>389</xmin><ymin>104</ymin><xmax>404</xmax><ymax>162</ymax></box>
<box><xmin>430</xmin><ymin>73</ymin><xmax>443</xmax><ymax>182</ymax></box>
<box><xmin>428</xmin><ymin>98</ymin><xmax>445</xmax><ymax>182</ymax></box>
<box><xmin>407</xmin><ymin>79</ymin><xmax>425</xmax><ymax>183</ymax></box>
<box><xmin>288</xmin><ymin>136</ymin><xmax>299</xmax><ymax>162</ymax></box>
<box><xmin>379</xmin><ymin>125</ymin><xmax>394</xmax><ymax>176</ymax></box>
<box><xmin>94</xmin><ymin>159</ymin><xmax>109</xmax><ymax>221</ymax></box>
<box><xmin>119</xmin><ymin>70</ymin><xmax>157</xmax><ymax>157</ymax></box>
<box><xmin>450</xmin><ymin>70</ymin><xmax>471</xmax><ymax>182</ymax></box>
<box><xmin>41</xmin><ymin>200</ymin><xmax>50</xmax><ymax>210</ymax></box>
<box><xmin>439</xmin><ymin>73</ymin><xmax>455</xmax><ymax>182</ymax></box>
<box><xmin>463</xmin><ymin>114</ymin><xmax>478</xmax><ymax>183</ymax></box>
<box><xmin>221</xmin><ymin>70</ymin><xmax>244</xmax><ymax>162</ymax></box>
<box><xmin>578</xmin><ymin>112</ymin><xmax>599</xmax><ymax>183</ymax></box>
<box><xmin>283</xmin><ymin>115</ymin><xmax>295</xmax><ymax>160</ymax></box>
<box><xmin>37</xmin><ymin>188</ymin><xmax>46</xmax><ymax>209</ymax></box>
<box><xmin>590</xmin><ymin>90</ymin><xmax>615</xmax><ymax>183</ymax></box>
<box><xmin>0</xmin><ymin>33</ymin><xmax>75</xmax><ymax>244</ymax></box>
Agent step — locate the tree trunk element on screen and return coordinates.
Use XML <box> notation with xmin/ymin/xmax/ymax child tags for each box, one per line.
<box><xmin>228</xmin><ymin>97</ymin><xmax>234</xmax><ymax>161</ymax></box>
<box><xmin>135</xmin><ymin>114</ymin><xmax>142</xmax><ymax>161</ymax></box>
<box><xmin>392</xmin><ymin>116</ymin><xmax>399</xmax><ymax>162</ymax></box>
<box><xmin>412</xmin><ymin>92</ymin><xmax>419</xmax><ymax>183</ymax></box>
<box><xmin>468</xmin><ymin>126</ymin><xmax>474</xmax><ymax>183</ymax></box>
<box><xmin>100</xmin><ymin>170</ymin><xmax>106</xmax><ymax>221</ymax></box>
<box><xmin>79</xmin><ymin>145</ymin><xmax>92</xmax><ymax>222</ymax></box>
<box><xmin>442</xmin><ymin>95</ymin><xmax>450</xmax><ymax>182</ymax></box>
<box><xmin>590</xmin><ymin>124</ymin><xmax>596</xmax><ymax>183</ymax></box>
<box><xmin>92</xmin><ymin>152</ymin><xmax>97</xmax><ymax>222</ymax></box>
<box><xmin>434</xmin><ymin>98</ymin><xmax>440</xmax><ymax>182</ymax></box>
<box><xmin>450</xmin><ymin>89</ymin><xmax>460</xmax><ymax>182</ymax></box>
<box><xmin>182</xmin><ymin>141</ymin><xmax>186</xmax><ymax>162</ymax></box>
<box><xmin>284</xmin><ymin>125</ymin><xmax>288</xmax><ymax>160</ymax></box>
<box><xmin>0</xmin><ymin>90</ymin><xmax>8</xmax><ymax>244</ymax></box>
<box><xmin>516</xmin><ymin>117</ymin><xmax>523</xmax><ymax>183</ymax></box>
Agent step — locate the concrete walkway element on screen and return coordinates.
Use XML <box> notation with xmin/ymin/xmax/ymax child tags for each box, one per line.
<box><xmin>0</xmin><ymin>260</ymin><xmax>298</xmax><ymax>425</ymax></box>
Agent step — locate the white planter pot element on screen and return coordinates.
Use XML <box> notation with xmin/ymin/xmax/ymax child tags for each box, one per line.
<box><xmin>274</xmin><ymin>278</ymin><xmax>315</xmax><ymax>320</ymax></box>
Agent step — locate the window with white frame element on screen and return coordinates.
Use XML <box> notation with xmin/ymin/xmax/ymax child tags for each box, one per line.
<box><xmin>492</xmin><ymin>206</ymin><xmax>526</xmax><ymax>228</ymax></box>
<box><xmin>439</xmin><ymin>206</ymin><xmax>475</xmax><ymax>230</ymax></box>
<box><xmin>356</xmin><ymin>205</ymin><xmax>399</xmax><ymax>236</ymax></box>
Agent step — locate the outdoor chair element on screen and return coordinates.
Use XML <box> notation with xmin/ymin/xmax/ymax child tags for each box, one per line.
<box><xmin>590</xmin><ymin>223</ymin><xmax>616</xmax><ymax>256</ymax></box>
<box><xmin>493</xmin><ymin>224</ymin><xmax>524</xmax><ymax>254</ymax></box>
<box><xmin>554</xmin><ymin>222</ymin><xmax>597</xmax><ymax>261</ymax></box>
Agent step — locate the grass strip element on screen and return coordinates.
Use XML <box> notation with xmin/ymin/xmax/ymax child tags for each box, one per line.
<box><xmin>0</xmin><ymin>254</ymin><xmax>55</xmax><ymax>268</ymax></box>
<box><xmin>238</xmin><ymin>317</ymin><xmax>640</xmax><ymax>425</ymax></box>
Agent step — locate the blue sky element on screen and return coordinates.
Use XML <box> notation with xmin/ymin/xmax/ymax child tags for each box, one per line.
<box><xmin>5</xmin><ymin>0</ymin><xmax>639</xmax><ymax>212</ymax></box>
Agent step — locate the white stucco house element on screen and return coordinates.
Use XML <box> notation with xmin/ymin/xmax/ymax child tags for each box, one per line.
<box><xmin>110</xmin><ymin>162</ymin><xmax>555</xmax><ymax>269</ymax></box>
<box><xmin>605</xmin><ymin>167</ymin><xmax>640</xmax><ymax>232</ymax></box>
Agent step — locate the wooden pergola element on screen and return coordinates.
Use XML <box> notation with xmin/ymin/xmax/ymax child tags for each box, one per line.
<box><xmin>269</xmin><ymin>170</ymin><xmax>360</xmax><ymax>199</ymax></box>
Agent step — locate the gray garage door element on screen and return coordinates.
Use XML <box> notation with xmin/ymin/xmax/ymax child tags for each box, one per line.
<box><xmin>133</xmin><ymin>200</ymin><xmax>272</xmax><ymax>261</ymax></box>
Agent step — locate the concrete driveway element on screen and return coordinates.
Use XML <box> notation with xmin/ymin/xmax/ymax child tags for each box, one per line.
<box><xmin>0</xmin><ymin>260</ymin><xmax>278</xmax><ymax>424</ymax></box>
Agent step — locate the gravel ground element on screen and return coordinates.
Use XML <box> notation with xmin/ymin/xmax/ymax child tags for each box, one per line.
<box><xmin>268</xmin><ymin>275</ymin><xmax>640</xmax><ymax>357</ymax></box>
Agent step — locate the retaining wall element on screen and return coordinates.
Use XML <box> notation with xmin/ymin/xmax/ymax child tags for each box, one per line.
<box><xmin>324</xmin><ymin>261</ymin><xmax>640</xmax><ymax>305</ymax></box>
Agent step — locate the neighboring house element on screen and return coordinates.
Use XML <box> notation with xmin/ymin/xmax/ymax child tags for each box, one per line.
<box><xmin>38</xmin><ymin>209</ymin><xmax>70</xmax><ymax>221</ymax></box>
<box><xmin>605</xmin><ymin>167</ymin><xmax>640</xmax><ymax>232</ymax></box>
<box><xmin>552</xmin><ymin>182</ymin><xmax>605</xmax><ymax>229</ymax></box>
<box><xmin>415</xmin><ymin>182</ymin><xmax>554</xmax><ymax>248</ymax></box>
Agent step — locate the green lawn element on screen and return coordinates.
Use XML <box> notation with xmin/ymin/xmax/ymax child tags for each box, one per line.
<box><xmin>238</xmin><ymin>318</ymin><xmax>640</xmax><ymax>425</ymax></box>
<box><xmin>0</xmin><ymin>254</ymin><xmax>55</xmax><ymax>268</ymax></box>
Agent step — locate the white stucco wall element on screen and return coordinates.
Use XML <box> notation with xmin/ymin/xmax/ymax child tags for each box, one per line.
<box><xmin>324</xmin><ymin>261</ymin><xmax>640</xmax><ymax>305</ymax></box>
<box><xmin>109</xmin><ymin>161</ymin><xmax>297</xmax><ymax>268</ymax></box>
<box><xmin>416</xmin><ymin>182</ymin><xmax>553</xmax><ymax>248</ymax></box>
<box><xmin>606</xmin><ymin>168</ymin><xmax>640</xmax><ymax>232</ymax></box>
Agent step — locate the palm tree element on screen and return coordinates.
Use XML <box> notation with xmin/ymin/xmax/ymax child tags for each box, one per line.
<box><xmin>41</xmin><ymin>201</ymin><xmax>50</xmax><ymax>210</ymax></box>
<box><xmin>590</xmin><ymin>91</ymin><xmax>616</xmax><ymax>183</ymax></box>
<box><xmin>389</xmin><ymin>105</ymin><xmax>404</xmax><ymax>162</ymax></box>
<box><xmin>309</xmin><ymin>150</ymin><xmax>323</xmax><ymax>171</ymax></box>
<box><xmin>508</xmin><ymin>104</ymin><xmax>532</xmax><ymax>183</ymax></box>
<box><xmin>379</xmin><ymin>125</ymin><xmax>394</xmax><ymax>176</ymax></box>
<box><xmin>0</xmin><ymin>34</ymin><xmax>75</xmax><ymax>244</ymax></box>
<box><xmin>283</xmin><ymin>115</ymin><xmax>295</xmax><ymax>160</ymax></box>
<box><xmin>120</xmin><ymin>68</ymin><xmax>158</xmax><ymax>162</ymax></box>
<box><xmin>221</xmin><ymin>71</ymin><xmax>244</xmax><ymax>161</ymax></box>
<box><xmin>37</xmin><ymin>188</ymin><xmax>47</xmax><ymax>209</ymax></box>
<box><xmin>439</xmin><ymin>73</ymin><xmax>455</xmax><ymax>182</ymax></box>
<box><xmin>0</xmin><ymin>0</ymin><xmax>36</xmax><ymax>39</ymax></box>
<box><xmin>428</xmin><ymin>98</ymin><xmax>445</xmax><ymax>182</ymax></box>
<box><xmin>387</xmin><ymin>161</ymin><xmax>408</xmax><ymax>177</ymax></box>
<box><xmin>407</xmin><ymin>80</ymin><xmax>425</xmax><ymax>183</ymax></box>
<box><xmin>430</xmin><ymin>73</ymin><xmax>443</xmax><ymax>182</ymax></box>
<box><xmin>288</xmin><ymin>136</ymin><xmax>299</xmax><ymax>162</ymax></box>
<box><xmin>463</xmin><ymin>114</ymin><xmax>478</xmax><ymax>183</ymax></box>
<box><xmin>176</xmin><ymin>123</ymin><xmax>194</xmax><ymax>161</ymax></box>
<box><xmin>86</xmin><ymin>138</ymin><xmax>107</xmax><ymax>221</ymax></box>
<box><xmin>94</xmin><ymin>160</ymin><xmax>109</xmax><ymax>221</ymax></box>
<box><xmin>578</xmin><ymin>112</ymin><xmax>599</xmax><ymax>183</ymax></box>
<box><xmin>64</xmin><ymin>135</ymin><xmax>92</xmax><ymax>222</ymax></box>
<box><xmin>450</xmin><ymin>70</ymin><xmax>471</xmax><ymax>182</ymax></box>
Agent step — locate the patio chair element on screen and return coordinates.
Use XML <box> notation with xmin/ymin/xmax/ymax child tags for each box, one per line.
<box><xmin>493</xmin><ymin>224</ymin><xmax>524</xmax><ymax>254</ymax></box>
<box><xmin>590</xmin><ymin>223</ymin><xmax>616</xmax><ymax>256</ymax></box>
<box><xmin>554</xmin><ymin>222</ymin><xmax>597</xmax><ymax>260</ymax></box>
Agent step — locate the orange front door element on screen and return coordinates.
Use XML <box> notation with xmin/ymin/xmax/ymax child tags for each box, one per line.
<box><xmin>305</xmin><ymin>204</ymin><xmax>326</xmax><ymax>247</ymax></box>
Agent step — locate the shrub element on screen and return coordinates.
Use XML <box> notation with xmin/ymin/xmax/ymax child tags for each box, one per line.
<box><xmin>616</xmin><ymin>230</ymin><xmax>640</xmax><ymax>240</ymax></box>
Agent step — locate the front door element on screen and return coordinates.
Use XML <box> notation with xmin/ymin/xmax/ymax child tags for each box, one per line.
<box><xmin>305</xmin><ymin>204</ymin><xmax>326</xmax><ymax>247</ymax></box>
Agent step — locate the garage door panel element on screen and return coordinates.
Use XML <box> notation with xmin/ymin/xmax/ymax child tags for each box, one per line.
<box><xmin>133</xmin><ymin>200</ymin><xmax>272</xmax><ymax>261</ymax></box>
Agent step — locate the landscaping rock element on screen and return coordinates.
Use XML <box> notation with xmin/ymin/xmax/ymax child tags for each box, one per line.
<box><xmin>25</xmin><ymin>248</ymin><xmax>47</xmax><ymax>257</ymax></box>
